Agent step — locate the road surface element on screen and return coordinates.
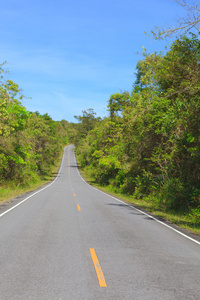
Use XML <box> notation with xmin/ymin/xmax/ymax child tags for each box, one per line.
<box><xmin>0</xmin><ymin>145</ymin><xmax>200</xmax><ymax>299</ymax></box>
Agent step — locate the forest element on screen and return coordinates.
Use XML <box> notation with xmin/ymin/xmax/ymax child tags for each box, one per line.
<box><xmin>0</xmin><ymin>62</ymin><xmax>69</xmax><ymax>187</ymax></box>
<box><xmin>1</xmin><ymin>34</ymin><xmax>200</xmax><ymax>229</ymax></box>
<box><xmin>74</xmin><ymin>34</ymin><xmax>200</xmax><ymax>223</ymax></box>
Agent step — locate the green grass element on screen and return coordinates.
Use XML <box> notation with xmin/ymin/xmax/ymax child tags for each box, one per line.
<box><xmin>0</xmin><ymin>153</ymin><xmax>63</xmax><ymax>204</ymax></box>
<box><xmin>1</xmin><ymin>150</ymin><xmax>199</xmax><ymax>237</ymax></box>
<box><xmin>79</xmin><ymin>167</ymin><xmax>200</xmax><ymax>237</ymax></box>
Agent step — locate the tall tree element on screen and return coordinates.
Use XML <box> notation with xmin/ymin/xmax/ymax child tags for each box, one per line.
<box><xmin>73</xmin><ymin>108</ymin><xmax>101</xmax><ymax>144</ymax></box>
<box><xmin>108</xmin><ymin>92</ymin><xmax>130</xmax><ymax>119</ymax></box>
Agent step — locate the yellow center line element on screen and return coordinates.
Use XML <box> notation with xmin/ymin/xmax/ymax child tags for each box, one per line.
<box><xmin>68</xmin><ymin>148</ymin><xmax>75</xmax><ymax>191</ymax></box>
<box><xmin>77</xmin><ymin>205</ymin><xmax>81</xmax><ymax>211</ymax></box>
<box><xmin>89</xmin><ymin>248</ymin><xmax>107</xmax><ymax>287</ymax></box>
<box><xmin>68</xmin><ymin>148</ymin><xmax>70</xmax><ymax>176</ymax></box>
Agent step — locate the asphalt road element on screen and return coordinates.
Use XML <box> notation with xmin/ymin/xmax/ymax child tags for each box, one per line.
<box><xmin>0</xmin><ymin>145</ymin><xmax>200</xmax><ymax>300</ymax></box>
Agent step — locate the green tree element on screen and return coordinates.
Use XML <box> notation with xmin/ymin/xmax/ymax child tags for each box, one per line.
<box><xmin>108</xmin><ymin>92</ymin><xmax>130</xmax><ymax>119</ymax></box>
<box><xmin>77</xmin><ymin>35</ymin><xmax>200</xmax><ymax>212</ymax></box>
<box><xmin>0</xmin><ymin>62</ymin><xmax>69</xmax><ymax>185</ymax></box>
<box><xmin>73</xmin><ymin>108</ymin><xmax>101</xmax><ymax>145</ymax></box>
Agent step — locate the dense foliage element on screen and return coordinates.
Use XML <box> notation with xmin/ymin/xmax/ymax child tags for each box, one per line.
<box><xmin>1</xmin><ymin>34</ymin><xmax>200</xmax><ymax>220</ymax></box>
<box><xmin>0</xmin><ymin>63</ymin><xmax>69</xmax><ymax>186</ymax></box>
<box><xmin>76</xmin><ymin>35</ymin><xmax>200</xmax><ymax>215</ymax></box>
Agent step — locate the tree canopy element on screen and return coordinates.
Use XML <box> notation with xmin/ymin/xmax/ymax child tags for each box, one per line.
<box><xmin>0</xmin><ymin>64</ymin><xmax>69</xmax><ymax>185</ymax></box>
<box><xmin>76</xmin><ymin>34</ymin><xmax>200</xmax><ymax>215</ymax></box>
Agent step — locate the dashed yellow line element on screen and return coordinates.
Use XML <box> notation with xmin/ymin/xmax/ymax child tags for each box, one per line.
<box><xmin>68</xmin><ymin>149</ymin><xmax>106</xmax><ymax>287</ymax></box>
<box><xmin>68</xmin><ymin>149</ymin><xmax>73</xmax><ymax>189</ymax></box>
<box><xmin>89</xmin><ymin>248</ymin><xmax>107</xmax><ymax>287</ymax></box>
<box><xmin>68</xmin><ymin>148</ymin><xmax>70</xmax><ymax>176</ymax></box>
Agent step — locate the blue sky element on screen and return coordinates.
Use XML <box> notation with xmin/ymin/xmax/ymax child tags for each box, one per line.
<box><xmin>0</xmin><ymin>0</ymin><xmax>186</xmax><ymax>122</ymax></box>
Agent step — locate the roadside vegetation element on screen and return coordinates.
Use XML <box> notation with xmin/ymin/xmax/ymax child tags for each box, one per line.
<box><xmin>75</xmin><ymin>33</ymin><xmax>200</xmax><ymax>235</ymax></box>
<box><xmin>78</xmin><ymin>167</ymin><xmax>200</xmax><ymax>236</ymax></box>
<box><xmin>73</xmin><ymin>1</ymin><xmax>200</xmax><ymax>235</ymax></box>
<box><xmin>0</xmin><ymin>63</ymin><xmax>69</xmax><ymax>203</ymax></box>
<box><xmin>1</xmin><ymin>0</ymin><xmax>199</xmax><ymax>234</ymax></box>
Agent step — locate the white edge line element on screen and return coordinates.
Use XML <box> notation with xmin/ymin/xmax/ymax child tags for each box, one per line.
<box><xmin>0</xmin><ymin>146</ymin><xmax>68</xmax><ymax>219</ymax></box>
<box><xmin>73</xmin><ymin>149</ymin><xmax>200</xmax><ymax>246</ymax></box>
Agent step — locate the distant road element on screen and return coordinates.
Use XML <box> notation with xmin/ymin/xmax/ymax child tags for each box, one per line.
<box><xmin>0</xmin><ymin>145</ymin><xmax>200</xmax><ymax>299</ymax></box>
